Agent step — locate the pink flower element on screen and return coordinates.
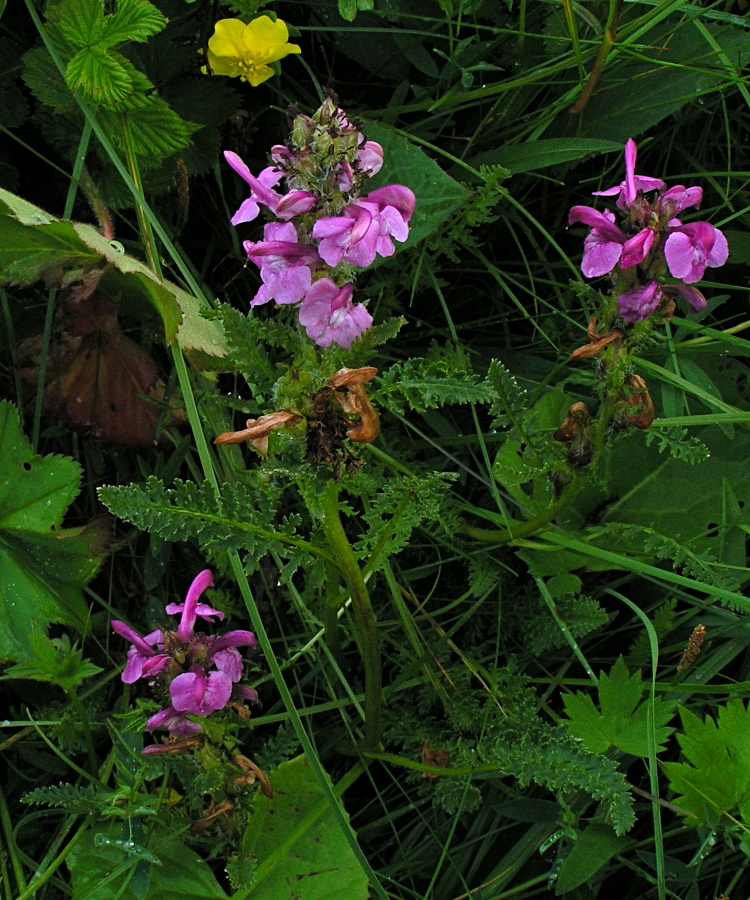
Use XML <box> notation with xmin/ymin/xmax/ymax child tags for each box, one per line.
<box><xmin>112</xmin><ymin>570</ymin><xmax>258</xmax><ymax>741</ymax></box>
<box><xmin>662</xmin><ymin>282</ymin><xmax>707</xmax><ymax>313</ymax></box>
<box><xmin>244</xmin><ymin>222</ymin><xmax>321</xmax><ymax>306</ymax></box>
<box><xmin>170</xmin><ymin>666</ymin><xmax>233</xmax><ymax>716</ymax></box>
<box><xmin>224</xmin><ymin>150</ymin><xmax>316</xmax><ymax>224</ymax></box>
<box><xmin>592</xmin><ymin>138</ymin><xmax>665</xmax><ymax>209</ymax></box>
<box><xmin>568</xmin><ymin>207</ymin><xmax>626</xmax><ymax>277</ymax></box>
<box><xmin>298</xmin><ymin>279</ymin><xmax>372</xmax><ymax>348</ymax></box>
<box><xmin>664</xmin><ymin>222</ymin><xmax>729</xmax><ymax>284</ymax></box>
<box><xmin>617</xmin><ymin>280</ymin><xmax>663</xmax><ymax>323</ymax></box>
<box><xmin>313</xmin><ymin>205</ymin><xmax>377</xmax><ymax>267</ymax></box>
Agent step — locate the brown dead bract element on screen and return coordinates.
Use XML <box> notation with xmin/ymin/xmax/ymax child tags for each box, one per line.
<box><xmin>214</xmin><ymin>410</ymin><xmax>303</xmax><ymax>455</ymax></box>
<box><xmin>141</xmin><ymin>735</ymin><xmax>203</xmax><ymax>756</ymax></box>
<box><xmin>232</xmin><ymin>754</ymin><xmax>273</xmax><ymax>797</ymax></box>
<box><xmin>623</xmin><ymin>374</ymin><xmax>654</xmax><ymax>430</ymax></box>
<box><xmin>421</xmin><ymin>740</ymin><xmax>450</xmax><ymax>779</ymax></box>
<box><xmin>553</xmin><ymin>402</ymin><xmax>591</xmax><ymax>443</ymax></box>
<box><xmin>554</xmin><ymin>402</ymin><xmax>593</xmax><ymax>469</ymax></box>
<box><xmin>678</xmin><ymin>624</ymin><xmax>707</xmax><ymax>673</ymax></box>
<box><xmin>190</xmin><ymin>799</ymin><xmax>234</xmax><ymax>834</ymax></box>
<box><xmin>19</xmin><ymin>289</ymin><xmax>184</xmax><ymax>446</ymax></box>
<box><xmin>569</xmin><ymin>317</ymin><xmax>623</xmax><ymax>361</ymax></box>
<box><xmin>306</xmin><ymin>367</ymin><xmax>380</xmax><ymax>473</ymax></box>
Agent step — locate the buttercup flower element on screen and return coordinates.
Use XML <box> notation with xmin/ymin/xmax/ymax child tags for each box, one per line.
<box><xmin>204</xmin><ymin>16</ymin><xmax>301</xmax><ymax>87</ymax></box>
<box><xmin>112</xmin><ymin>570</ymin><xmax>258</xmax><ymax>742</ymax></box>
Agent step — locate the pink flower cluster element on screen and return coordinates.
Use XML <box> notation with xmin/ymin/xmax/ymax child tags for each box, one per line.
<box><xmin>112</xmin><ymin>570</ymin><xmax>257</xmax><ymax>742</ymax></box>
<box><xmin>569</xmin><ymin>139</ymin><xmax>728</xmax><ymax>323</ymax></box>
<box><xmin>225</xmin><ymin>101</ymin><xmax>415</xmax><ymax>348</ymax></box>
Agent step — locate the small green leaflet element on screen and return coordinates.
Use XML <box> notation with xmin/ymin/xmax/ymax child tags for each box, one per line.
<box><xmin>664</xmin><ymin>700</ymin><xmax>750</xmax><ymax>833</ymax></box>
<box><xmin>562</xmin><ymin>657</ymin><xmax>674</xmax><ymax>756</ymax></box>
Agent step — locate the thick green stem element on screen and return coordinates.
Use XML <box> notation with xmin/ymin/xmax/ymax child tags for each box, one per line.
<box><xmin>322</xmin><ymin>559</ymin><xmax>345</xmax><ymax>666</ymax></box>
<box><xmin>319</xmin><ymin>482</ymin><xmax>382</xmax><ymax>750</ymax></box>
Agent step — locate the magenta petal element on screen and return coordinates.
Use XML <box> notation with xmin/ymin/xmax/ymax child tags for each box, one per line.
<box><xmin>618</xmin><ymin>280</ymin><xmax>662</xmax><ymax>323</ymax></box>
<box><xmin>363</xmin><ymin>185</ymin><xmax>416</xmax><ymax>222</ymax></box>
<box><xmin>201</xmin><ymin>671</ymin><xmax>233</xmax><ymax>712</ymax></box>
<box><xmin>662</xmin><ymin>283</ymin><xmax>707</xmax><ymax>313</ymax></box>
<box><xmin>623</xmin><ymin>138</ymin><xmax>637</xmax><ymax>205</ymax></box>
<box><xmin>176</xmin><ymin>570</ymin><xmax>213</xmax><ymax>641</ymax></box>
<box><xmin>146</xmin><ymin>707</ymin><xmax>201</xmax><ymax>736</ymax></box>
<box><xmin>581</xmin><ymin>231</ymin><xmax>622</xmax><ymax>278</ymax></box>
<box><xmin>211</xmin><ymin>630</ymin><xmax>256</xmax><ymax>652</ymax></box>
<box><xmin>708</xmin><ymin>227</ymin><xmax>729</xmax><ymax>268</ymax></box>
<box><xmin>170</xmin><ymin>671</ymin><xmax>202</xmax><ymax>712</ymax></box>
<box><xmin>112</xmin><ymin>620</ymin><xmax>158</xmax><ymax>657</ymax></box>
<box><xmin>568</xmin><ymin>206</ymin><xmax>625</xmax><ymax>241</ymax></box>
<box><xmin>233</xmin><ymin>684</ymin><xmax>259</xmax><ymax>703</ymax></box>
<box><xmin>211</xmin><ymin>647</ymin><xmax>243</xmax><ymax>681</ymax></box>
<box><xmin>276</xmin><ymin>191</ymin><xmax>317</xmax><ymax>220</ymax></box>
<box><xmin>621</xmin><ymin>228</ymin><xmax>655</xmax><ymax>267</ymax></box>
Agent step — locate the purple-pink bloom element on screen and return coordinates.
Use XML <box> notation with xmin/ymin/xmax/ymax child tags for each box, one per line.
<box><xmin>664</xmin><ymin>221</ymin><xmax>729</xmax><ymax>284</ymax></box>
<box><xmin>662</xmin><ymin>282</ymin><xmax>707</xmax><ymax>313</ymax></box>
<box><xmin>592</xmin><ymin>138</ymin><xmax>665</xmax><ymax>209</ymax></box>
<box><xmin>244</xmin><ymin>222</ymin><xmax>321</xmax><ymax>306</ymax></box>
<box><xmin>170</xmin><ymin>666</ymin><xmax>233</xmax><ymax>716</ymax></box>
<box><xmin>569</xmin><ymin>207</ymin><xmax>626</xmax><ymax>277</ymax></box>
<box><xmin>621</xmin><ymin>228</ymin><xmax>655</xmax><ymax>268</ymax></box>
<box><xmin>617</xmin><ymin>280</ymin><xmax>663</xmax><ymax>323</ymax></box>
<box><xmin>146</xmin><ymin>706</ymin><xmax>202</xmax><ymax>737</ymax></box>
<box><xmin>298</xmin><ymin>279</ymin><xmax>372</xmax><ymax>348</ymax></box>
<box><xmin>224</xmin><ymin>150</ymin><xmax>316</xmax><ymax>224</ymax></box>
<box><xmin>111</xmin><ymin>622</ymin><xmax>169</xmax><ymax>684</ymax></box>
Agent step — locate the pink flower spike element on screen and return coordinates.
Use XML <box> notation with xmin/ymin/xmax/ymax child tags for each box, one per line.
<box><xmin>591</xmin><ymin>140</ymin><xmax>665</xmax><ymax>209</ymax></box>
<box><xmin>618</xmin><ymin>280</ymin><xmax>663</xmax><ymax>323</ymax></box>
<box><xmin>176</xmin><ymin>570</ymin><xmax>214</xmax><ymax>642</ymax></box>
<box><xmin>298</xmin><ymin>279</ymin><xmax>373</xmax><ymax>348</ymax></box>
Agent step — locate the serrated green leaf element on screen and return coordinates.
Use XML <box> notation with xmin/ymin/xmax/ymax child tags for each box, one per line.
<box><xmin>664</xmin><ymin>701</ymin><xmax>750</xmax><ymax>829</ymax></box>
<box><xmin>58</xmin><ymin>0</ymin><xmax>106</xmax><ymax>47</ymax></box>
<box><xmin>556</xmin><ymin>825</ymin><xmax>631</xmax><ymax>894</ymax></box>
<box><xmin>242</xmin><ymin>756</ymin><xmax>369</xmax><ymax>899</ymax></box>
<box><xmin>101</xmin><ymin>0</ymin><xmax>165</xmax><ymax>44</ymax></box>
<box><xmin>362</xmin><ymin>120</ymin><xmax>470</xmax><ymax>249</ymax></box>
<box><xmin>562</xmin><ymin>658</ymin><xmax>674</xmax><ymax>756</ymax></box>
<box><xmin>99</xmin><ymin>95</ymin><xmax>196</xmax><ymax>158</ymax></box>
<box><xmin>0</xmin><ymin>402</ymin><xmax>108</xmax><ymax>660</ymax></box>
<box><xmin>5</xmin><ymin>631</ymin><xmax>102</xmax><ymax>691</ymax></box>
<box><xmin>487</xmin><ymin>358</ymin><xmax>527</xmax><ymax>429</ymax></box>
<box><xmin>66</xmin><ymin>45</ymin><xmax>134</xmax><ymax>105</ymax></box>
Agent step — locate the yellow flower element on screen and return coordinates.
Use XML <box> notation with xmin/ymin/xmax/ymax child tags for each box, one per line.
<box><xmin>204</xmin><ymin>16</ymin><xmax>301</xmax><ymax>86</ymax></box>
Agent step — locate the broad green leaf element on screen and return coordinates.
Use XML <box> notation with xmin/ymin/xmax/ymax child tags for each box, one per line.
<box><xmin>68</xmin><ymin>823</ymin><xmax>229</xmax><ymax>900</ymax></box>
<box><xmin>470</xmin><ymin>138</ymin><xmax>623</xmax><ymax>174</ymax></box>
<box><xmin>4</xmin><ymin>631</ymin><xmax>102</xmax><ymax>691</ymax></box>
<box><xmin>552</xmin><ymin>22</ymin><xmax>750</xmax><ymax>142</ymax></box>
<box><xmin>556</xmin><ymin>825</ymin><xmax>631</xmax><ymax>894</ymax></box>
<box><xmin>98</xmin><ymin>94</ymin><xmax>196</xmax><ymax>157</ymax></box>
<box><xmin>562</xmin><ymin>658</ymin><xmax>674</xmax><ymax>756</ymax></box>
<box><xmin>0</xmin><ymin>402</ymin><xmax>108</xmax><ymax>660</ymax></box>
<box><xmin>665</xmin><ymin>701</ymin><xmax>750</xmax><ymax>831</ymax></box>
<box><xmin>241</xmin><ymin>755</ymin><xmax>369</xmax><ymax>899</ymax></box>
<box><xmin>58</xmin><ymin>0</ymin><xmax>106</xmax><ymax>47</ymax></box>
<box><xmin>0</xmin><ymin>189</ymin><xmax>225</xmax><ymax>358</ymax></box>
<box><xmin>362</xmin><ymin>120</ymin><xmax>470</xmax><ymax>249</ymax></box>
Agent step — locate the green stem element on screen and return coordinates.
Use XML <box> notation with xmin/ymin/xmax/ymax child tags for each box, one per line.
<box><xmin>68</xmin><ymin>687</ymin><xmax>98</xmax><ymax>773</ymax></box>
<box><xmin>0</xmin><ymin>781</ymin><xmax>26</xmax><ymax>893</ymax></box>
<box><xmin>319</xmin><ymin>481</ymin><xmax>382</xmax><ymax>750</ymax></box>
<box><xmin>323</xmin><ymin>559</ymin><xmax>345</xmax><ymax>666</ymax></box>
<box><xmin>121</xmin><ymin>120</ymin><xmax>161</xmax><ymax>276</ymax></box>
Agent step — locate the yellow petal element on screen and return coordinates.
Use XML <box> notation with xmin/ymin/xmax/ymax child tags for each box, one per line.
<box><xmin>208</xmin><ymin>18</ymin><xmax>249</xmax><ymax>59</ymax></box>
<box><xmin>245</xmin><ymin>63</ymin><xmax>275</xmax><ymax>87</ymax></box>
<box><xmin>205</xmin><ymin>47</ymin><xmax>243</xmax><ymax>78</ymax></box>
<box><xmin>243</xmin><ymin>16</ymin><xmax>301</xmax><ymax>62</ymax></box>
